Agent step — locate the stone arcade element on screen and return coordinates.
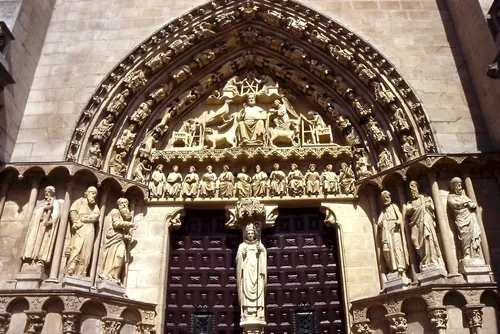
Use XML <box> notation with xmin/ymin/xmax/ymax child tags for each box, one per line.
<box><xmin>1</xmin><ymin>0</ymin><xmax>500</xmax><ymax>333</ymax></box>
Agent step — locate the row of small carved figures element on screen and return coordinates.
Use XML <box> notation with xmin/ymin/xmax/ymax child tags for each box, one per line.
<box><xmin>147</xmin><ymin>163</ymin><xmax>356</xmax><ymax>199</ymax></box>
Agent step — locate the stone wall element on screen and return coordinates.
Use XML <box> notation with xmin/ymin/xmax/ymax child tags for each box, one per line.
<box><xmin>10</xmin><ymin>0</ymin><xmax>494</xmax><ymax>163</ymax></box>
<box><xmin>0</xmin><ymin>0</ymin><xmax>55</xmax><ymax>162</ymax></box>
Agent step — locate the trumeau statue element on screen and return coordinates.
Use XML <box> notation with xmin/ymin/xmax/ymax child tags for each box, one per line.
<box><xmin>237</xmin><ymin>222</ymin><xmax>267</xmax><ymax>325</ymax></box>
<box><xmin>406</xmin><ymin>181</ymin><xmax>445</xmax><ymax>271</ymax></box>
<box><xmin>165</xmin><ymin>165</ymin><xmax>183</xmax><ymax>198</ymax></box>
<box><xmin>236</xmin><ymin>166</ymin><xmax>252</xmax><ymax>198</ymax></box>
<box><xmin>269</xmin><ymin>163</ymin><xmax>286</xmax><ymax>197</ymax></box>
<box><xmin>149</xmin><ymin>164</ymin><xmax>166</xmax><ymax>200</ymax></box>
<box><xmin>249</xmin><ymin>165</ymin><xmax>266</xmax><ymax>197</ymax></box>
<box><xmin>378</xmin><ymin>190</ymin><xmax>410</xmax><ymax>275</ymax></box>
<box><xmin>99</xmin><ymin>198</ymin><xmax>135</xmax><ymax>284</ymax></box>
<box><xmin>447</xmin><ymin>177</ymin><xmax>483</xmax><ymax>261</ymax></box>
<box><xmin>21</xmin><ymin>186</ymin><xmax>61</xmax><ymax>268</ymax></box>
<box><xmin>199</xmin><ymin>165</ymin><xmax>217</xmax><ymax>198</ymax></box>
<box><xmin>219</xmin><ymin>165</ymin><xmax>235</xmax><ymax>198</ymax></box>
<box><xmin>66</xmin><ymin>187</ymin><xmax>100</xmax><ymax>277</ymax></box>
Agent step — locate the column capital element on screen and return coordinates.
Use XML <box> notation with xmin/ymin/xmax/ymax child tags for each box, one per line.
<box><xmin>101</xmin><ymin>316</ymin><xmax>123</xmax><ymax>334</ymax></box>
<box><xmin>62</xmin><ymin>310</ymin><xmax>81</xmax><ymax>334</ymax></box>
<box><xmin>352</xmin><ymin>319</ymin><xmax>372</xmax><ymax>334</ymax></box>
<box><xmin>464</xmin><ymin>304</ymin><xmax>484</xmax><ymax>328</ymax></box>
<box><xmin>25</xmin><ymin>310</ymin><xmax>46</xmax><ymax>334</ymax></box>
<box><xmin>0</xmin><ymin>312</ymin><xmax>11</xmax><ymax>334</ymax></box>
<box><xmin>385</xmin><ymin>312</ymin><xmax>407</xmax><ymax>334</ymax></box>
<box><xmin>136</xmin><ymin>322</ymin><xmax>155</xmax><ymax>334</ymax></box>
<box><xmin>427</xmin><ymin>306</ymin><xmax>447</xmax><ymax>330</ymax></box>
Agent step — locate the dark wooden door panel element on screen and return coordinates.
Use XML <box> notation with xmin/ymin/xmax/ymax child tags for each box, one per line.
<box><xmin>165</xmin><ymin>208</ymin><xmax>345</xmax><ymax>334</ymax></box>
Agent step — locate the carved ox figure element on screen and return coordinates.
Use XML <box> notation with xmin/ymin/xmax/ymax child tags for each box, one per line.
<box><xmin>267</xmin><ymin>120</ymin><xmax>300</xmax><ymax>147</ymax></box>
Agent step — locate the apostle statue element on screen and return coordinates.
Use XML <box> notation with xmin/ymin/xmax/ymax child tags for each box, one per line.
<box><xmin>377</xmin><ymin>190</ymin><xmax>410</xmax><ymax>276</ymax></box>
<box><xmin>65</xmin><ymin>187</ymin><xmax>100</xmax><ymax>276</ymax></box>
<box><xmin>218</xmin><ymin>165</ymin><xmax>234</xmax><ymax>198</ymax></box>
<box><xmin>236</xmin><ymin>223</ymin><xmax>267</xmax><ymax>324</ymax></box>
<box><xmin>236</xmin><ymin>93</ymin><xmax>268</xmax><ymax>146</ymax></box>
<box><xmin>99</xmin><ymin>198</ymin><xmax>135</xmax><ymax>284</ymax></box>
<box><xmin>182</xmin><ymin>166</ymin><xmax>199</xmax><ymax>197</ymax></box>
<box><xmin>252</xmin><ymin>165</ymin><xmax>267</xmax><ymax>197</ymax></box>
<box><xmin>199</xmin><ymin>165</ymin><xmax>217</xmax><ymax>198</ymax></box>
<box><xmin>91</xmin><ymin>114</ymin><xmax>114</xmax><ymax>143</ymax></box>
<box><xmin>322</xmin><ymin>164</ymin><xmax>339</xmax><ymax>195</ymax></box>
<box><xmin>149</xmin><ymin>164</ymin><xmax>166</xmax><ymax>200</ymax></box>
<box><xmin>305</xmin><ymin>164</ymin><xmax>321</xmax><ymax>195</ymax></box>
<box><xmin>269</xmin><ymin>163</ymin><xmax>286</xmax><ymax>197</ymax></box>
<box><xmin>165</xmin><ymin>165</ymin><xmax>183</xmax><ymax>198</ymax></box>
<box><xmin>236</xmin><ymin>166</ymin><xmax>252</xmax><ymax>198</ymax></box>
<box><xmin>447</xmin><ymin>177</ymin><xmax>483</xmax><ymax>261</ymax></box>
<box><xmin>21</xmin><ymin>186</ymin><xmax>61</xmax><ymax>268</ymax></box>
<box><xmin>287</xmin><ymin>163</ymin><xmax>304</xmax><ymax>196</ymax></box>
<box><xmin>406</xmin><ymin>181</ymin><xmax>445</xmax><ymax>271</ymax></box>
<box><xmin>339</xmin><ymin>163</ymin><xmax>356</xmax><ymax>195</ymax></box>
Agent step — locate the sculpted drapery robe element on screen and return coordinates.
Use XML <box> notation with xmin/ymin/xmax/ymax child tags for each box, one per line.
<box><xmin>236</xmin><ymin>105</ymin><xmax>267</xmax><ymax>145</ymax></box>
<box><xmin>236</xmin><ymin>172</ymin><xmax>252</xmax><ymax>198</ymax></box>
<box><xmin>269</xmin><ymin>170</ymin><xmax>286</xmax><ymax>196</ymax></box>
<box><xmin>252</xmin><ymin>171</ymin><xmax>267</xmax><ymax>197</ymax></box>
<box><xmin>447</xmin><ymin>192</ymin><xmax>482</xmax><ymax>260</ymax></box>
<box><xmin>305</xmin><ymin>171</ymin><xmax>321</xmax><ymax>195</ymax></box>
<box><xmin>182</xmin><ymin>172</ymin><xmax>199</xmax><ymax>197</ymax></box>
<box><xmin>219</xmin><ymin>171</ymin><xmax>234</xmax><ymax>198</ymax></box>
<box><xmin>66</xmin><ymin>198</ymin><xmax>100</xmax><ymax>276</ymax></box>
<box><xmin>165</xmin><ymin>172</ymin><xmax>183</xmax><ymax>197</ymax></box>
<box><xmin>322</xmin><ymin>171</ymin><xmax>339</xmax><ymax>195</ymax></box>
<box><xmin>407</xmin><ymin>195</ymin><xmax>444</xmax><ymax>270</ymax></box>
<box><xmin>377</xmin><ymin>203</ymin><xmax>410</xmax><ymax>273</ymax></box>
<box><xmin>22</xmin><ymin>197</ymin><xmax>61</xmax><ymax>265</ymax></box>
<box><xmin>99</xmin><ymin>208</ymin><xmax>135</xmax><ymax>283</ymax></box>
<box><xmin>287</xmin><ymin>169</ymin><xmax>304</xmax><ymax>196</ymax></box>
<box><xmin>199</xmin><ymin>172</ymin><xmax>217</xmax><ymax>197</ymax></box>
<box><xmin>236</xmin><ymin>239</ymin><xmax>267</xmax><ymax>322</ymax></box>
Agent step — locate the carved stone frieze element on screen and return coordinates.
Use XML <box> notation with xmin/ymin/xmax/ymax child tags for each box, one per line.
<box><xmin>61</xmin><ymin>296</ymin><xmax>85</xmax><ymax>311</ymax></box>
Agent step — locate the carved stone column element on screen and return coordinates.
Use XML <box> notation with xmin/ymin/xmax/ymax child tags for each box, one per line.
<box><xmin>0</xmin><ymin>173</ymin><xmax>14</xmax><ymax>219</ymax></box>
<box><xmin>24</xmin><ymin>175</ymin><xmax>43</xmax><ymax>233</ymax></box>
<box><xmin>45</xmin><ymin>180</ymin><xmax>75</xmax><ymax>284</ymax></box>
<box><xmin>101</xmin><ymin>316</ymin><xmax>123</xmax><ymax>334</ymax></box>
<box><xmin>62</xmin><ymin>310</ymin><xmax>81</xmax><ymax>334</ymax></box>
<box><xmin>122</xmin><ymin>198</ymin><xmax>137</xmax><ymax>288</ymax></box>
<box><xmin>428</xmin><ymin>306</ymin><xmax>447</xmax><ymax>334</ymax></box>
<box><xmin>0</xmin><ymin>312</ymin><xmax>11</xmax><ymax>334</ymax></box>
<box><xmin>25</xmin><ymin>310</ymin><xmax>46</xmax><ymax>334</ymax></box>
<box><xmin>427</xmin><ymin>171</ymin><xmax>460</xmax><ymax>277</ymax></box>
<box><xmin>352</xmin><ymin>319</ymin><xmax>372</xmax><ymax>333</ymax></box>
<box><xmin>464</xmin><ymin>304</ymin><xmax>484</xmax><ymax>334</ymax></box>
<box><xmin>462</xmin><ymin>172</ymin><xmax>491</xmax><ymax>267</ymax></box>
<box><xmin>90</xmin><ymin>186</ymin><xmax>110</xmax><ymax>287</ymax></box>
<box><xmin>385</xmin><ymin>313</ymin><xmax>407</xmax><ymax>334</ymax></box>
<box><xmin>367</xmin><ymin>190</ymin><xmax>387</xmax><ymax>289</ymax></box>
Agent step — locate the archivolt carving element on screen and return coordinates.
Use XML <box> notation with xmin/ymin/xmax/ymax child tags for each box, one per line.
<box><xmin>65</xmin><ymin>0</ymin><xmax>436</xmax><ymax>186</ymax></box>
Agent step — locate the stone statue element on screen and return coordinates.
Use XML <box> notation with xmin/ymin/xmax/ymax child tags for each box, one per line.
<box><xmin>106</xmin><ymin>90</ymin><xmax>130</xmax><ymax>116</ymax></box>
<box><xmin>236</xmin><ymin>166</ymin><xmax>252</xmax><ymax>198</ymax></box>
<box><xmin>355</xmin><ymin>151</ymin><xmax>373</xmax><ymax>179</ymax></box>
<box><xmin>99</xmin><ymin>198</ymin><xmax>135</xmax><ymax>284</ymax></box>
<box><xmin>139</xmin><ymin>131</ymin><xmax>159</xmax><ymax>160</ymax></box>
<box><xmin>391</xmin><ymin>105</ymin><xmax>409</xmax><ymax>132</ymax></box>
<box><xmin>366</xmin><ymin>117</ymin><xmax>387</xmax><ymax>143</ymax></box>
<box><xmin>406</xmin><ymin>181</ymin><xmax>445</xmax><ymax>271</ymax></box>
<box><xmin>339</xmin><ymin>163</ymin><xmax>356</xmax><ymax>195</ymax></box>
<box><xmin>287</xmin><ymin>163</ymin><xmax>304</xmax><ymax>196</ymax></box>
<box><xmin>322</xmin><ymin>164</ymin><xmax>339</xmax><ymax>195</ymax></box>
<box><xmin>269</xmin><ymin>163</ymin><xmax>286</xmax><ymax>197</ymax></box>
<box><xmin>133</xmin><ymin>159</ymin><xmax>152</xmax><ymax>183</ymax></box>
<box><xmin>182</xmin><ymin>166</ymin><xmax>199</xmax><ymax>197</ymax></box>
<box><xmin>88</xmin><ymin>142</ymin><xmax>103</xmax><ymax>169</ymax></box>
<box><xmin>149</xmin><ymin>164</ymin><xmax>166</xmax><ymax>200</ymax></box>
<box><xmin>65</xmin><ymin>187</ymin><xmax>100</xmax><ymax>276</ymax></box>
<box><xmin>109</xmin><ymin>151</ymin><xmax>127</xmax><ymax>177</ymax></box>
<box><xmin>252</xmin><ymin>165</ymin><xmax>267</xmax><ymax>197</ymax></box>
<box><xmin>305</xmin><ymin>164</ymin><xmax>321</xmax><ymax>196</ymax></box>
<box><xmin>236</xmin><ymin>93</ymin><xmax>267</xmax><ymax>146</ymax></box>
<box><xmin>378</xmin><ymin>148</ymin><xmax>394</xmax><ymax>170</ymax></box>
<box><xmin>218</xmin><ymin>165</ymin><xmax>234</xmax><ymax>198</ymax></box>
<box><xmin>199</xmin><ymin>165</ymin><xmax>217</xmax><ymax>198</ymax></box>
<box><xmin>402</xmin><ymin>135</ymin><xmax>418</xmax><ymax>160</ymax></box>
<box><xmin>21</xmin><ymin>186</ymin><xmax>61</xmax><ymax>267</ymax></box>
<box><xmin>236</xmin><ymin>223</ymin><xmax>267</xmax><ymax>324</ymax></box>
<box><xmin>165</xmin><ymin>165</ymin><xmax>183</xmax><ymax>198</ymax></box>
<box><xmin>115</xmin><ymin>124</ymin><xmax>137</xmax><ymax>152</ymax></box>
<box><xmin>130</xmin><ymin>101</ymin><xmax>153</xmax><ymax>126</ymax></box>
<box><xmin>378</xmin><ymin>190</ymin><xmax>410</xmax><ymax>275</ymax></box>
<box><xmin>447</xmin><ymin>177</ymin><xmax>483</xmax><ymax>261</ymax></box>
<box><xmin>91</xmin><ymin>114</ymin><xmax>114</xmax><ymax>143</ymax></box>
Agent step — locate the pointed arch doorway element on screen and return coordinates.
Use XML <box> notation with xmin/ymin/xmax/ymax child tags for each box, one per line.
<box><xmin>165</xmin><ymin>208</ymin><xmax>345</xmax><ymax>334</ymax></box>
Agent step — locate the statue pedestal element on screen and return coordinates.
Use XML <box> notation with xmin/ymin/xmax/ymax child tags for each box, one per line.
<box><xmin>61</xmin><ymin>275</ymin><xmax>92</xmax><ymax>291</ymax></box>
<box><xmin>384</xmin><ymin>272</ymin><xmax>411</xmax><ymax>292</ymax></box>
<box><xmin>96</xmin><ymin>280</ymin><xmax>127</xmax><ymax>298</ymax></box>
<box><xmin>459</xmin><ymin>258</ymin><xmax>492</xmax><ymax>283</ymax></box>
<box><xmin>417</xmin><ymin>267</ymin><xmax>447</xmax><ymax>286</ymax></box>
<box><xmin>15</xmin><ymin>265</ymin><xmax>47</xmax><ymax>289</ymax></box>
<box><xmin>240</xmin><ymin>321</ymin><xmax>266</xmax><ymax>334</ymax></box>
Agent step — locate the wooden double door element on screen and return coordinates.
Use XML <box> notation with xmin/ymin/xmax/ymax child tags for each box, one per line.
<box><xmin>165</xmin><ymin>208</ymin><xmax>345</xmax><ymax>334</ymax></box>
